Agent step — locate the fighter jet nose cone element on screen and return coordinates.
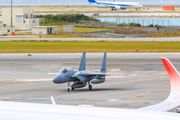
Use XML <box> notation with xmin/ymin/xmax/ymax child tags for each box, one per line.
<box><xmin>53</xmin><ymin>76</ymin><xmax>62</xmax><ymax>83</ymax></box>
<box><xmin>53</xmin><ymin>79</ymin><xmax>57</xmax><ymax>83</ymax></box>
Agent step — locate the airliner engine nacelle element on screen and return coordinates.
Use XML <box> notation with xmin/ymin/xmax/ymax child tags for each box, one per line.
<box><xmin>97</xmin><ymin>5</ymin><xmax>108</xmax><ymax>8</ymax></box>
<box><xmin>115</xmin><ymin>6</ymin><xmax>121</xmax><ymax>9</ymax></box>
<box><xmin>91</xmin><ymin>78</ymin><xmax>105</xmax><ymax>84</ymax></box>
<box><xmin>115</xmin><ymin>6</ymin><xmax>126</xmax><ymax>10</ymax></box>
<box><xmin>71</xmin><ymin>82</ymin><xmax>87</xmax><ymax>88</ymax></box>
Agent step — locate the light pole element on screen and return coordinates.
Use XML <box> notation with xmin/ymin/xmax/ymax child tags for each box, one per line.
<box><xmin>11</xmin><ymin>0</ymin><xmax>12</xmax><ymax>27</ymax></box>
<box><xmin>11</xmin><ymin>0</ymin><xmax>13</xmax><ymax>35</ymax></box>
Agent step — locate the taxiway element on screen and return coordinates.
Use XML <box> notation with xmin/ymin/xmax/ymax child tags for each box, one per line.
<box><xmin>0</xmin><ymin>53</ymin><xmax>180</xmax><ymax>110</ymax></box>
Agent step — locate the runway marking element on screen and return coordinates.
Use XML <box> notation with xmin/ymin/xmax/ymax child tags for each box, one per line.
<box><xmin>30</xmin><ymin>92</ymin><xmax>52</xmax><ymax>95</ymax></box>
<box><xmin>92</xmin><ymin>66</ymin><xmax>121</xmax><ymax>73</ymax></box>
<box><xmin>156</xmin><ymin>72</ymin><xmax>167</xmax><ymax>74</ymax></box>
<box><xmin>0</xmin><ymin>83</ymin><xmax>28</xmax><ymax>89</ymax></box>
<box><xmin>131</xmin><ymin>91</ymin><xmax>151</xmax><ymax>100</ymax></box>
<box><xmin>1</xmin><ymin>95</ymin><xmax>22</xmax><ymax>101</ymax></box>
<box><xmin>0</xmin><ymin>91</ymin><xmax>53</xmax><ymax>101</ymax></box>
<box><xmin>131</xmin><ymin>88</ymin><xmax>169</xmax><ymax>101</ymax></box>
<box><xmin>109</xmin><ymin>68</ymin><xmax>121</xmax><ymax>73</ymax></box>
<box><xmin>106</xmin><ymin>76</ymin><xmax>125</xmax><ymax>79</ymax></box>
<box><xmin>5</xmin><ymin>95</ymin><xmax>22</xmax><ymax>98</ymax></box>
<box><xmin>15</xmin><ymin>79</ymin><xmax>52</xmax><ymax>82</ymax></box>
<box><xmin>143</xmin><ymin>81</ymin><xmax>169</xmax><ymax>83</ymax></box>
<box><xmin>93</xmin><ymin>77</ymin><xmax>164</xmax><ymax>88</ymax></box>
<box><xmin>156</xmin><ymin>72</ymin><xmax>180</xmax><ymax>75</ymax></box>
<box><xmin>38</xmin><ymin>64</ymin><xmax>61</xmax><ymax>66</ymax></box>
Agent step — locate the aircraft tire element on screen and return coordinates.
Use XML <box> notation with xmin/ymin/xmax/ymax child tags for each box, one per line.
<box><xmin>72</xmin><ymin>87</ymin><xmax>75</xmax><ymax>91</ymax></box>
<box><xmin>89</xmin><ymin>85</ymin><xmax>92</xmax><ymax>90</ymax></box>
<box><xmin>68</xmin><ymin>88</ymin><xmax>70</xmax><ymax>92</ymax></box>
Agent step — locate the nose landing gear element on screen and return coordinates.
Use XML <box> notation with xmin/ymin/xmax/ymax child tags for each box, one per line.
<box><xmin>89</xmin><ymin>85</ymin><xmax>92</xmax><ymax>90</ymax></box>
<box><xmin>67</xmin><ymin>82</ymin><xmax>71</xmax><ymax>92</ymax></box>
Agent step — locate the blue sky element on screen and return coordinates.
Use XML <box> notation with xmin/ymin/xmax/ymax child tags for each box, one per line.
<box><xmin>0</xmin><ymin>0</ymin><xmax>180</xmax><ymax>5</ymax></box>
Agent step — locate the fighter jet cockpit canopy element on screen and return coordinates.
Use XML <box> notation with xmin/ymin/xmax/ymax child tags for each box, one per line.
<box><xmin>60</xmin><ymin>68</ymin><xmax>71</xmax><ymax>73</ymax></box>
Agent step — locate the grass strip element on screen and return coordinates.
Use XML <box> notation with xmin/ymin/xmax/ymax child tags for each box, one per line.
<box><xmin>74</xmin><ymin>27</ymin><xmax>112</xmax><ymax>32</ymax></box>
<box><xmin>0</xmin><ymin>41</ymin><xmax>180</xmax><ymax>53</ymax></box>
<box><xmin>145</xmin><ymin>30</ymin><xmax>180</xmax><ymax>38</ymax></box>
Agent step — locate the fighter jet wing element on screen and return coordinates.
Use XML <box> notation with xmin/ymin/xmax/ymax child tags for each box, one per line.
<box><xmin>80</xmin><ymin>72</ymin><xmax>126</xmax><ymax>76</ymax></box>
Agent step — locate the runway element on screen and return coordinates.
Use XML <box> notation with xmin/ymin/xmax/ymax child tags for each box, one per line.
<box><xmin>0</xmin><ymin>37</ymin><xmax>180</xmax><ymax>41</ymax></box>
<box><xmin>0</xmin><ymin>53</ymin><xmax>180</xmax><ymax>110</ymax></box>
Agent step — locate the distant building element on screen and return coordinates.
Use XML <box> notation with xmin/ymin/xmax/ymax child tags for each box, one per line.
<box><xmin>0</xmin><ymin>15</ymin><xmax>15</xmax><ymax>35</ymax></box>
<box><xmin>0</xmin><ymin>16</ymin><xmax>2</xmax><ymax>26</ymax></box>
<box><xmin>63</xmin><ymin>25</ymin><xmax>74</xmax><ymax>33</ymax></box>
<box><xmin>0</xmin><ymin>26</ymin><xmax>15</xmax><ymax>35</ymax></box>
<box><xmin>1</xmin><ymin>7</ymin><xmax>41</xmax><ymax>30</ymax></box>
<box><xmin>32</xmin><ymin>26</ymin><xmax>60</xmax><ymax>35</ymax></box>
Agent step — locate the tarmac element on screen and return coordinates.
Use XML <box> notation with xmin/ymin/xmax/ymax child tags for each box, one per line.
<box><xmin>0</xmin><ymin>37</ymin><xmax>180</xmax><ymax>41</ymax></box>
<box><xmin>0</xmin><ymin>53</ymin><xmax>180</xmax><ymax>110</ymax></box>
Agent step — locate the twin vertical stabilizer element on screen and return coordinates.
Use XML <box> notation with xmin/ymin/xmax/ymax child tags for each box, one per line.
<box><xmin>101</xmin><ymin>52</ymin><xmax>107</xmax><ymax>73</ymax></box>
<box><xmin>79</xmin><ymin>52</ymin><xmax>86</xmax><ymax>71</ymax></box>
<box><xmin>79</xmin><ymin>52</ymin><xmax>107</xmax><ymax>73</ymax></box>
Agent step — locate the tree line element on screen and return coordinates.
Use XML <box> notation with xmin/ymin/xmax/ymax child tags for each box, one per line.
<box><xmin>35</xmin><ymin>14</ymin><xmax>99</xmax><ymax>26</ymax></box>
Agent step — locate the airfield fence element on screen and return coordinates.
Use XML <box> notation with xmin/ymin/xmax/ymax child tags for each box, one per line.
<box><xmin>77</xmin><ymin>19</ymin><xmax>173</xmax><ymax>28</ymax></box>
<box><xmin>113</xmin><ymin>19</ymin><xmax>172</xmax><ymax>26</ymax></box>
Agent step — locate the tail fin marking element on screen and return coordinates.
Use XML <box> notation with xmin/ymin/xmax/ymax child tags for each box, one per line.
<box><xmin>139</xmin><ymin>57</ymin><xmax>180</xmax><ymax>112</ymax></box>
<box><xmin>88</xmin><ymin>0</ymin><xmax>97</xmax><ymax>4</ymax></box>
<box><xmin>161</xmin><ymin>57</ymin><xmax>180</xmax><ymax>92</ymax></box>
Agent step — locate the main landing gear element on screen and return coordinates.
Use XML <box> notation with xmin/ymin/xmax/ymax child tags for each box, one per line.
<box><xmin>72</xmin><ymin>87</ymin><xmax>75</xmax><ymax>91</ymax></box>
<box><xmin>67</xmin><ymin>87</ymin><xmax>74</xmax><ymax>92</ymax></box>
<box><xmin>88</xmin><ymin>81</ymin><xmax>92</xmax><ymax>90</ymax></box>
<box><xmin>89</xmin><ymin>85</ymin><xmax>92</xmax><ymax>90</ymax></box>
<box><xmin>67</xmin><ymin>82</ymin><xmax>92</xmax><ymax>92</ymax></box>
<box><xmin>111</xmin><ymin>8</ymin><xmax>116</xmax><ymax>11</ymax></box>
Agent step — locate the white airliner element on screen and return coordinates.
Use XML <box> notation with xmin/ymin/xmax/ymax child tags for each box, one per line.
<box><xmin>88</xmin><ymin>0</ymin><xmax>143</xmax><ymax>10</ymax></box>
<box><xmin>1</xmin><ymin>58</ymin><xmax>180</xmax><ymax>119</ymax></box>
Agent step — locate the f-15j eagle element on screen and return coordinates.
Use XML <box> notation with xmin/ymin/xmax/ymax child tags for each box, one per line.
<box><xmin>1</xmin><ymin>58</ymin><xmax>180</xmax><ymax>120</ymax></box>
<box><xmin>48</xmin><ymin>52</ymin><xmax>126</xmax><ymax>92</ymax></box>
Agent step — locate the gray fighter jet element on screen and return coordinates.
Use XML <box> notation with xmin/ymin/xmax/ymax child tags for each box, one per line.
<box><xmin>48</xmin><ymin>52</ymin><xmax>126</xmax><ymax>92</ymax></box>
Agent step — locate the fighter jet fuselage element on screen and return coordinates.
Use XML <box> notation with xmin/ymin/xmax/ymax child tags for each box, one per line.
<box><xmin>49</xmin><ymin>52</ymin><xmax>126</xmax><ymax>92</ymax></box>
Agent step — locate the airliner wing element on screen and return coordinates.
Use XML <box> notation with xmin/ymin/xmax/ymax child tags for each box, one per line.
<box><xmin>139</xmin><ymin>101</ymin><xmax>180</xmax><ymax>112</ymax></box>
<box><xmin>139</xmin><ymin>57</ymin><xmax>180</xmax><ymax>112</ymax></box>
